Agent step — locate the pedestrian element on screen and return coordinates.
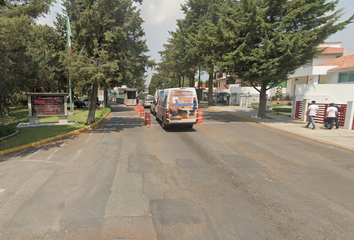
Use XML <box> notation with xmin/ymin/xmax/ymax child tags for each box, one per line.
<box><xmin>305</xmin><ymin>100</ymin><xmax>319</xmax><ymax>129</ymax></box>
<box><xmin>325</xmin><ymin>102</ymin><xmax>338</xmax><ymax>130</ymax></box>
<box><xmin>136</xmin><ymin>96</ymin><xmax>139</xmax><ymax>105</ymax></box>
<box><xmin>334</xmin><ymin>104</ymin><xmax>341</xmax><ymax>129</ymax></box>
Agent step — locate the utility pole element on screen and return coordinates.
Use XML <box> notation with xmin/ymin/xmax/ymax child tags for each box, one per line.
<box><xmin>67</xmin><ymin>15</ymin><xmax>73</xmax><ymax>114</ymax></box>
<box><xmin>198</xmin><ymin>63</ymin><xmax>201</xmax><ymax>104</ymax></box>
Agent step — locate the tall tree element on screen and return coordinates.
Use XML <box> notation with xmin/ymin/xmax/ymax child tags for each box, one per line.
<box><xmin>62</xmin><ymin>0</ymin><xmax>151</xmax><ymax>124</ymax></box>
<box><xmin>0</xmin><ymin>0</ymin><xmax>53</xmax><ymax>124</ymax></box>
<box><xmin>217</xmin><ymin>0</ymin><xmax>354</xmax><ymax>118</ymax></box>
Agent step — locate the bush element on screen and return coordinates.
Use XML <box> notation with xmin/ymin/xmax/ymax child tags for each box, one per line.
<box><xmin>272</xmin><ymin>107</ymin><xmax>292</xmax><ymax>113</ymax></box>
<box><xmin>0</xmin><ymin>125</ymin><xmax>16</xmax><ymax>138</ymax></box>
<box><xmin>19</xmin><ymin>99</ymin><xmax>28</xmax><ymax>105</ymax></box>
<box><xmin>100</xmin><ymin>106</ymin><xmax>112</xmax><ymax>117</ymax></box>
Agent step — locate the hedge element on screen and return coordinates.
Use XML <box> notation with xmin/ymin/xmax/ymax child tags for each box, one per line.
<box><xmin>0</xmin><ymin>125</ymin><xmax>16</xmax><ymax>138</ymax></box>
<box><xmin>272</xmin><ymin>107</ymin><xmax>292</xmax><ymax>113</ymax></box>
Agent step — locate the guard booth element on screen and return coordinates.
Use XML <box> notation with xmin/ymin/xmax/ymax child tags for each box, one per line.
<box><xmin>114</xmin><ymin>88</ymin><xmax>137</xmax><ymax>106</ymax></box>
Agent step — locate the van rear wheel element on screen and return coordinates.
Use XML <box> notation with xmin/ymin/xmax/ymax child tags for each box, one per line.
<box><xmin>162</xmin><ymin>118</ymin><xmax>168</xmax><ymax>129</ymax></box>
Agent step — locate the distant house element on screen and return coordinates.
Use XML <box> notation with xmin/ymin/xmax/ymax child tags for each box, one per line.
<box><xmin>287</xmin><ymin>42</ymin><xmax>346</xmax><ymax>97</ymax></box>
<box><xmin>289</xmin><ymin>42</ymin><xmax>354</xmax><ymax>130</ymax></box>
<box><xmin>194</xmin><ymin>81</ymin><xmax>207</xmax><ymax>89</ymax></box>
<box><xmin>213</xmin><ymin>71</ymin><xmax>241</xmax><ymax>90</ymax></box>
<box><xmin>316</xmin><ymin>53</ymin><xmax>354</xmax><ymax>84</ymax></box>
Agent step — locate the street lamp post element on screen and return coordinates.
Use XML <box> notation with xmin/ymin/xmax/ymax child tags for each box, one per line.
<box><xmin>198</xmin><ymin>63</ymin><xmax>201</xmax><ymax>104</ymax></box>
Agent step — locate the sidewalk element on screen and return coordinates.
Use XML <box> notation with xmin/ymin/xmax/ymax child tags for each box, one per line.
<box><xmin>203</xmin><ymin>103</ymin><xmax>354</xmax><ymax>151</ymax></box>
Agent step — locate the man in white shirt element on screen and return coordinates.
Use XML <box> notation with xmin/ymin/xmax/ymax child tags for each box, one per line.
<box><xmin>325</xmin><ymin>102</ymin><xmax>338</xmax><ymax>130</ymax></box>
<box><xmin>305</xmin><ymin>100</ymin><xmax>319</xmax><ymax>129</ymax></box>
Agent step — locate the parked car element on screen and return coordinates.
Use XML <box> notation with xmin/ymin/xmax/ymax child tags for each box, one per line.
<box><xmin>74</xmin><ymin>99</ymin><xmax>85</xmax><ymax>108</ymax></box>
<box><xmin>82</xmin><ymin>98</ymin><xmax>100</xmax><ymax>107</ymax></box>
<box><xmin>143</xmin><ymin>95</ymin><xmax>154</xmax><ymax>108</ymax></box>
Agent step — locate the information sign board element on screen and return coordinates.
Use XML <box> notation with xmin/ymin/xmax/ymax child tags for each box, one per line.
<box><xmin>31</xmin><ymin>96</ymin><xmax>65</xmax><ymax>116</ymax></box>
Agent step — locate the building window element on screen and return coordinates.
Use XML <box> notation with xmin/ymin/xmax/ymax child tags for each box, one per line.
<box><xmin>303</xmin><ymin>60</ymin><xmax>312</xmax><ymax>68</ymax></box>
<box><xmin>339</xmin><ymin>72</ymin><xmax>354</xmax><ymax>83</ymax></box>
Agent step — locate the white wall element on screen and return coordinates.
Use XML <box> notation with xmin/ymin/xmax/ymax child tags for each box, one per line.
<box><xmin>230</xmin><ymin>87</ymin><xmax>260</xmax><ymax>94</ymax></box>
<box><xmin>287</xmin><ymin>77</ymin><xmax>309</xmax><ymax>97</ymax></box>
<box><xmin>229</xmin><ymin>86</ymin><xmax>287</xmax><ymax>105</ymax></box>
<box><xmin>320</xmin><ymin>42</ymin><xmax>342</xmax><ymax>48</ymax></box>
<box><xmin>218</xmin><ymin>79</ymin><xmax>227</xmax><ymax>88</ymax></box>
<box><xmin>319</xmin><ymin>72</ymin><xmax>338</xmax><ymax>84</ymax></box>
<box><xmin>294</xmin><ymin>84</ymin><xmax>354</xmax><ymax>103</ymax></box>
<box><xmin>230</xmin><ymin>87</ymin><xmax>260</xmax><ymax>105</ymax></box>
<box><xmin>313</xmin><ymin>55</ymin><xmax>339</xmax><ymax>66</ymax></box>
<box><xmin>344</xmin><ymin>47</ymin><xmax>354</xmax><ymax>56</ymax></box>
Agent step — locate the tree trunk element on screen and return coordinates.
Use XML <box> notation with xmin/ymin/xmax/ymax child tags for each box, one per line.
<box><xmin>103</xmin><ymin>85</ymin><xmax>108</xmax><ymax>108</ymax></box>
<box><xmin>189</xmin><ymin>73</ymin><xmax>194</xmax><ymax>87</ymax></box>
<box><xmin>85</xmin><ymin>83</ymin><xmax>98</xmax><ymax>125</ymax></box>
<box><xmin>257</xmin><ymin>81</ymin><xmax>268</xmax><ymax>118</ymax></box>
<box><xmin>0</xmin><ymin>101</ymin><xmax>4</xmax><ymax>126</ymax></box>
<box><xmin>208</xmin><ymin>69</ymin><xmax>214</xmax><ymax>106</ymax></box>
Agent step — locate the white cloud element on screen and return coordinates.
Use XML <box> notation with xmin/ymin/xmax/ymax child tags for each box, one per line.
<box><xmin>36</xmin><ymin>1</ymin><xmax>63</xmax><ymax>27</ymax></box>
<box><xmin>140</xmin><ymin>0</ymin><xmax>186</xmax><ymax>26</ymax></box>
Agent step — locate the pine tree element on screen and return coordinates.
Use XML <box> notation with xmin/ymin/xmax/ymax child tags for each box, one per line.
<box><xmin>217</xmin><ymin>0</ymin><xmax>354</xmax><ymax>118</ymax></box>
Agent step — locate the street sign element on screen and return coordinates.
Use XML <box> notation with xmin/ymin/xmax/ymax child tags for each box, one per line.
<box><xmin>98</xmin><ymin>90</ymin><xmax>104</xmax><ymax>101</ymax></box>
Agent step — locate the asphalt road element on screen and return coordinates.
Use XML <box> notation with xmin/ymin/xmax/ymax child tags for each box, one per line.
<box><xmin>0</xmin><ymin>103</ymin><xmax>354</xmax><ymax>240</ymax></box>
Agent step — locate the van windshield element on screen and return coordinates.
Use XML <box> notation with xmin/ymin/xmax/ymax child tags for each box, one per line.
<box><xmin>146</xmin><ymin>96</ymin><xmax>154</xmax><ymax>101</ymax></box>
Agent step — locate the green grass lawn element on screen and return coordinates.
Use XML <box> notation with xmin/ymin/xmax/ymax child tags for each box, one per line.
<box><xmin>0</xmin><ymin>105</ymin><xmax>111</xmax><ymax>151</ymax></box>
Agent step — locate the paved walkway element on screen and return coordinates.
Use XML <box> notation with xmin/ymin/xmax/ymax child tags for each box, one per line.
<box><xmin>202</xmin><ymin>103</ymin><xmax>354</xmax><ymax>151</ymax></box>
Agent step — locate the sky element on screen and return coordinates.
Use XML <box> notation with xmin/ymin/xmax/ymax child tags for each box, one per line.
<box><xmin>37</xmin><ymin>0</ymin><xmax>354</xmax><ymax>86</ymax></box>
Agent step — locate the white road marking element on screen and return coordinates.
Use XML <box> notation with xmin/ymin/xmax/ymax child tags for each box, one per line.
<box><xmin>73</xmin><ymin>149</ymin><xmax>82</xmax><ymax>160</ymax></box>
<box><xmin>46</xmin><ymin>148</ymin><xmax>60</xmax><ymax>160</ymax></box>
<box><xmin>46</xmin><ymin>143</ymin><xmax>66</xmax><ymax>160</ymax></box>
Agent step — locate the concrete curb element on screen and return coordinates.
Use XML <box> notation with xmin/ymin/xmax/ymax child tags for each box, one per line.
<box><xmin>0</xmin><ymin>111</ymin><xmax>112</xmax><ymax>156</ymax></box>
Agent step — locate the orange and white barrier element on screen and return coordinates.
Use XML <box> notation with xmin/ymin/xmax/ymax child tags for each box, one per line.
<box><xmin>140</xmin><ymin>106</ymin><xmax>144</xmax><ymax>117</ymax></box>
<box><xmin>197</xmin><ymin>109</ymin><xmax>203</xmax><ymax>124</ymax></box>
<box><xmin>145</xmin><ymin>112</ymin><xmax>151</xmax><ymax>125</ymax></box>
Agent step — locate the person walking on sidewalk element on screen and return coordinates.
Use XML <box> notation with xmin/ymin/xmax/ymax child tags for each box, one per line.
<box><xmin>325</xmin><ymin>102</ymin><xmax>338</xmax><ymax>130</ymax></box>
<box><xmin>334</xmin><ymin>104</ymin><xmax>341</xmax><ymax>129</ymax></box>
<box><xmin>305</xmin><ymin>100</ymin><xmax>319</xmax><ymax>129</ymax></box>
